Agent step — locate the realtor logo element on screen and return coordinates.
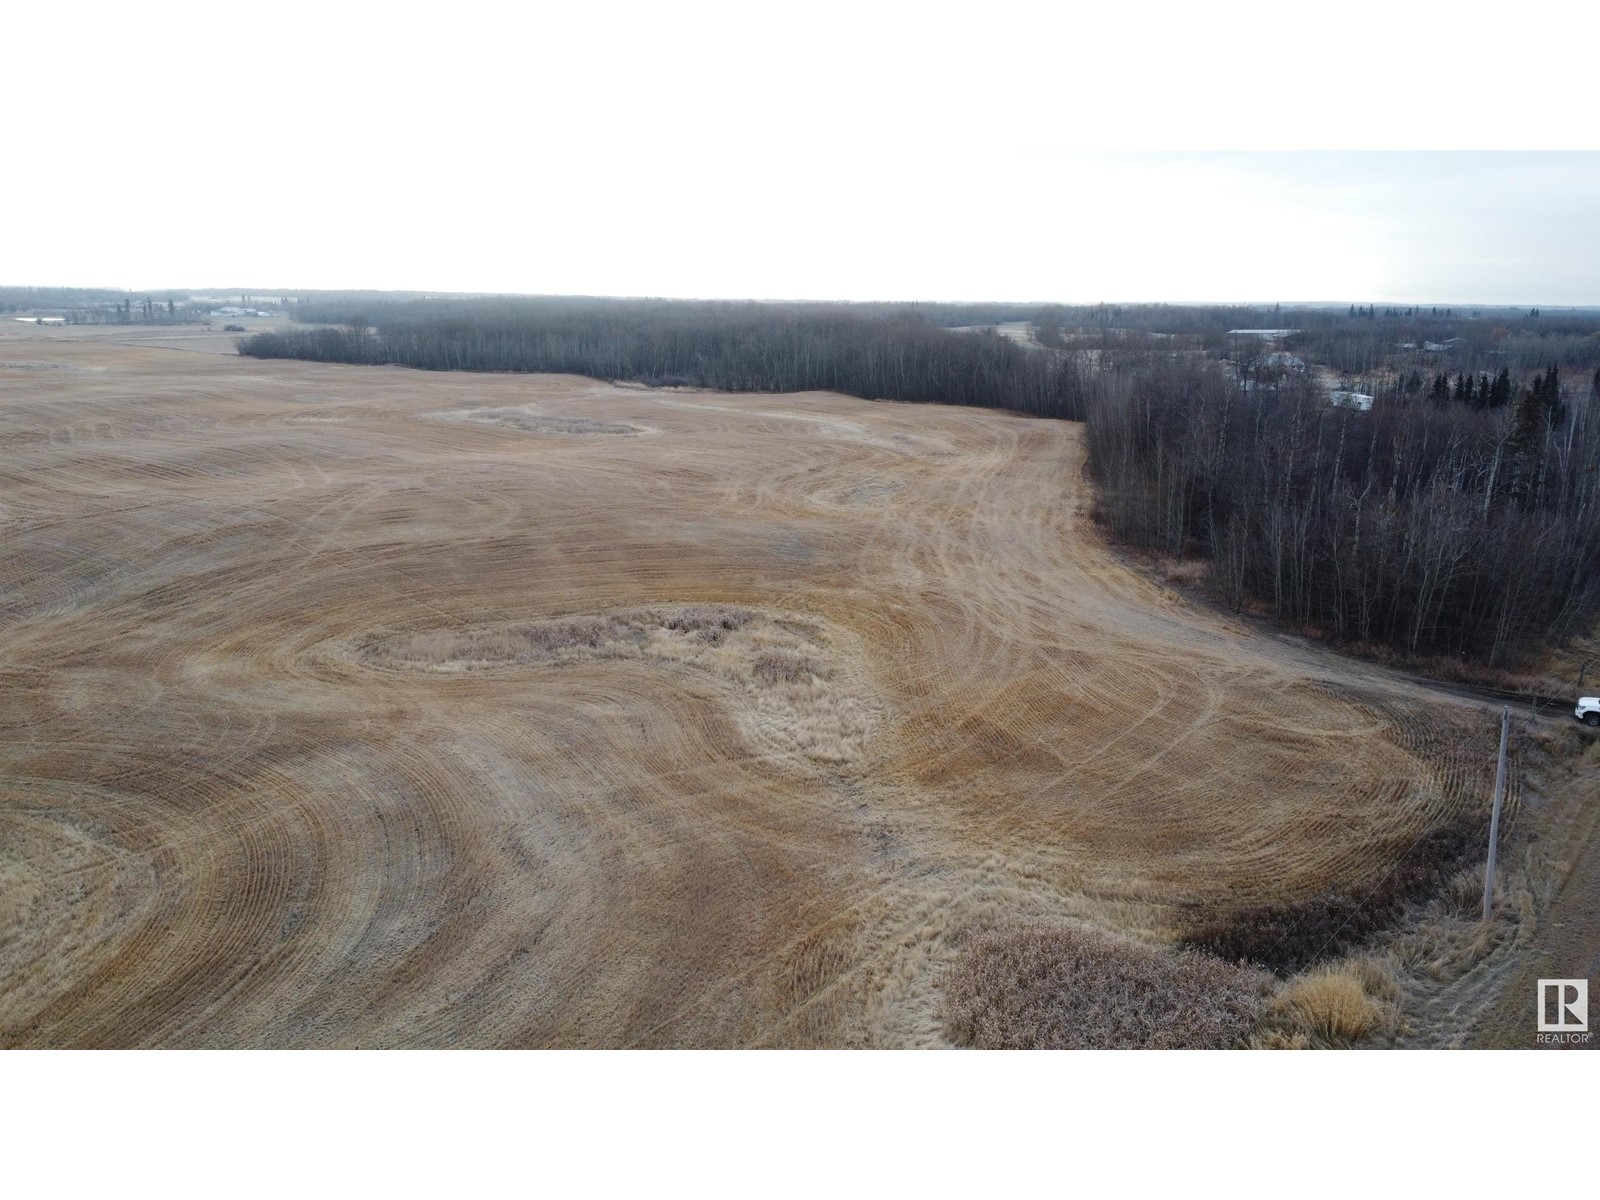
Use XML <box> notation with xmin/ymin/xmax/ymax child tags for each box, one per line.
<box><xmin>1537</xmin><ymin>979</ymin><xmax>1588</xmax><ymax>1037</ymax></box>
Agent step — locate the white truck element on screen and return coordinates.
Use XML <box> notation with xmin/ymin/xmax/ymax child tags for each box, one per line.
<box><xmin>1578</xmin><ymin>696</ymin><xmax>1600</xmax><ymax>727</ymax></box>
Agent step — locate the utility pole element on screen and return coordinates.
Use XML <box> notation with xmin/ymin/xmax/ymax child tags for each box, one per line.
<box><xmin>1482</xmin><ymin>705</ymin><xmax>1511</xmax><ymax>922</ymax></box>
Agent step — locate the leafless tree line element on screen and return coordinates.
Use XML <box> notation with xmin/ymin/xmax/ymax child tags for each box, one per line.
<box><xmin>1085</xmin><ymin>357</ymin><xmax>1600</xmax><ymax>664</ymax></box>
<box><xmin>239</xmin><ymin>300</ymin><xmax>1092</xmax><ymax>419</ymax></box>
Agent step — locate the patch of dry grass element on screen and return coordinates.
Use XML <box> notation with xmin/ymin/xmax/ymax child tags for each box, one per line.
<box><xmin>1384</xmin><ymin>866</ymin><xmax>1529</xmax><ymax>982</ymax></box>
<box><xmin>357</xmin><ymin>605</ymin><xmax>874</xmax><ymax>769</ymax></box>
<box><xmin>433</xmin><ymin>405</ymin><xmax>646</xmax><ymax>435</ymax></box>
<box><xmin>660</xmin><ymin>604</ymin><xmax>754</xmax><ymax>644</ymax></box>
<box><xmin>942</xmin><ymin>923</ymin><xmax>1272</xmax><ymax>1049</ymax></box>
<box><xmin>1251</xmin><ymin>958</ymin><xmax>1399</xmax><ymax>1047</ymax></box>
<box><xmin>752</xmin><ymin>648</ymin><xmax>825</xmax><ymax>684</ymax></box>
<box><xmin>1160</xmin><ymin>558</ymin><xmax>1210</xmax><ymax>588</ymax></box>
<box><xmin>369</xmin><ymin>615</ymin><xmax>640</xmax><ymax>667</ymax></box>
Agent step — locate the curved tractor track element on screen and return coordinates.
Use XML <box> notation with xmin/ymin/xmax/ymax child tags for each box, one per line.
<box><xmin>1</xmin><ymin>335</ymin><xmax>1497</xmax><ymax>1047</ymax></box>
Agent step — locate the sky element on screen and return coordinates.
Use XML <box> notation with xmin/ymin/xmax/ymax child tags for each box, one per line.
<box><xmin>6</xmin><ymin>2</ymin><xmax>1597</xmax><ymax>306</ymax></box>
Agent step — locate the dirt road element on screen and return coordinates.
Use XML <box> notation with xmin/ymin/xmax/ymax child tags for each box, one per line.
<box><xmin>0</xmin><ymin>332</ymin><xmax>1521</xmax><ymax>1046</ymax></box>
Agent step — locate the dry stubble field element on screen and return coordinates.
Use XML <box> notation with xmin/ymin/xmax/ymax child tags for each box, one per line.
<box><xmin>0</xmin><ymin>329</ymin><xmax>1520</xmax><ymax>1047</ymax></box>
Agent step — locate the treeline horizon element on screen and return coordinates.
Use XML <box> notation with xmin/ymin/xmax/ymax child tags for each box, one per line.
<box><xmin>0</xmin><ymin>286</ymin><xmax>273</xmax><ymax>325</ymax></box>
<box><xmin>238</xmin><ymin>298</ymin><xmax>1093</xmax><ymax>420</ymax></box>
<box><xmin>275</xmin><ymin>293</ymin><xmax>1600</xmax><ymax>384</ymax></box>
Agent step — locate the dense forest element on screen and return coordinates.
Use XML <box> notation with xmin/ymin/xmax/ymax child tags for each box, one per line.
<box><xmin>237</xmin><ymin>295</ymin><xmax>1600</xmax><ymax>667</ymax></box>
<box><xmin>238</xmin><ymin>299</ymin><xmax>1092</xmax><ymax>420</ymax></box>
<box><xmin>1086</xmin><ymin>356</ymin><xmax>1600</xmax><ymax>664</ymax></box>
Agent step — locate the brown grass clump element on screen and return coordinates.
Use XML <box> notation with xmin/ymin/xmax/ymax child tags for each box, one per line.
<box><xmin>1437</xmin><ymin>863</ymin><xmax>1488</xmax><ymax>919</ymax></box>
<box><xmin>1279</xmin><ymin>972</ymin><xmax>1383</xmax><ymax>1041</ymax></box>
<box><xmin>1253</xmin><ymin>959</ymin><xmax>1398</xmax><ymax>1047</ymax></box>
<box><xmin>1160</xmin><ymin>558</ymin><xmax>1210</xmax><ymax>588</ymax></box>
<box><xmin>660</xmin><ymin>604</ymin><xmax>754</xmax><ymax>644</ymax></box>
<box><xmin>522</xmin><ymin>615</ymin><xmax>633</xmax><ymax>652</ymax></box>
<box><xmin>751</xmin><ymin>649</ymin><xmax>824</xmax><ymax>684</ymax></box>
<box><xmin>942</xmin><ymin>923</ymin><xmax>1272</xmax><ymax>1050</ymax></box>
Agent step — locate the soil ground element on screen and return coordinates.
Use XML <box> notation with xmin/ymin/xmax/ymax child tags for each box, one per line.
<box><xmin>1</xmin><ymin>325</ymin><xmax>1592</xmax><ymax>1047</ymax></box>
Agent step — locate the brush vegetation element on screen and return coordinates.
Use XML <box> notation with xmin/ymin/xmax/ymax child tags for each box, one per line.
<box><xmin>942</xmin><ymin>923</ymin><xmax>1272</xmax><ymax>1049</ymax></box>
<box><xmin>1181</xmin><ymin>810</ymin><xmax>1494</xmax><ymax>973</ymax></box>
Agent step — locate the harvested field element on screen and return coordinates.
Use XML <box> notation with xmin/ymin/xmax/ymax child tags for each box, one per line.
<box><xmin>0</xmin><ymin>330</ymin><xmax>1523</xmax><ymax>1047</ymax></box>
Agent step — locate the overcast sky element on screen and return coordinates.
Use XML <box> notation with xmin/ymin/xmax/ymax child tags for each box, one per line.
<box><xmin>7</xmin><ymin>2</ymin><xmax>1597</xmax><ymax>305</ymax></box>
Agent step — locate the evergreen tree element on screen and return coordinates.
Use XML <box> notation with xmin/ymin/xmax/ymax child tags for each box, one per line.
<box><xmin>1507</xmin><ymin>381</ymin><xmax>1547</xmax><ymax>464</ymax></box>
<box><xmin>1539</xmin><ymin>364</ymin><xmax>1565</xmax><ymax>426</ymax></box>
<box><xmin>1490</xmin><ymin>367</ymin><xmax>1512</xmax><ymax>408</ymax></box>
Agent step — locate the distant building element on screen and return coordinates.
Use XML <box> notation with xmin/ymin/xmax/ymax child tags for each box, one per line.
<box><xmin>1228</xmin><ymin>328</ymin><xmax>1299</xmax><ymax>340</ymax></box>
<box><xmin>1422</xmin><ymin>338</ymin><xmax>1463</xmax><ymax>352</ymax></box>
<box><xmin>1263</xmin><ymin>352</ymin><xmax>1306</xmax><ymax>371</ymax></box>
<box><xmin>1330</xmin><ymin>390</ymin><xmax>1374</xmax><ymax>412</ymax></box>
